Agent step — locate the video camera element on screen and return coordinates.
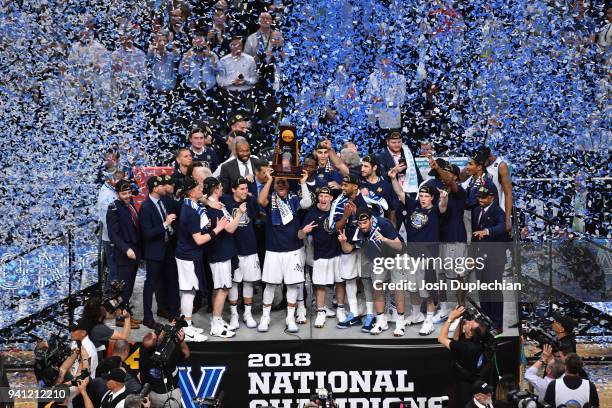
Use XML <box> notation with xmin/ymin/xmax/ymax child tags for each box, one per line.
<box><xmin>34</xmin><ymin>335</ymin><xmax>72</xmax><ymax>384</ymax></box>
<box><xmin>70</xmin><ymin>368</ymin><xmax>90</xmax><ymax>386</ymax></box>
<box><xmin>524</xmin><ymin>324</ymin><xmax>560</xmax><ymax>352</ymax></box>
<box><xmin>507</xmin><ymin>390</ymin><xmax>552</xmax><ymax>408</ymax></box>
<box><xmin>151</xmin><ymin>316</ymin><xmax>189</xmax><ymax>367</ymax></box>
<box><xmin>102</xmin><ymin>280</ymin><xmax>132</xmax><ymax>314</ymax></box>
<box><xmin>463</xmin><ymin>296</ymin><xmax>499</xmax><ymax>338</ymax></box>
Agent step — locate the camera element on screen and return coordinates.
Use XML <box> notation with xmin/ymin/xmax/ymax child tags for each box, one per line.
<box><xmin>307</xmin><ymin>388</ymin><xmax>337</xmax><ymax>408</ymax></box>
<box><xmin>34</xmin><ymin>335</ymin><xmax>72</xmax><ymax>385</ymax></box>
<box><xmin>102</xmin><ymin>280</ymin><xmax>132</xmax><ymax>314</ymax></box>
<box><xmin>464</xmin><ymin>296</ymin><xmax>499</xmax><ymax>338</ymax></box>
<box><xmin>151</xmin><ymin>316</ymin><xmax>189</xmax><ymax>367</ymax></box>
<box><xmin>70</xmin><ymin>368</ymin><xmax>90</xmax><ymax>386</ymax></box>
<box><xmin>507</xmin><ymin>390</ymin><xmax>551</xmax><ymax>408</ymax></box>
<box><xmin>139</xmin><ymin>383</ymin><xmax>151</xmax><ymax>400</ymax></box>
<box><xmin>193</xmin><ymin>390</ymin><xmax>224</xmax><ymax>407</ymax></box>
<box><xmin>524</xmin><ymin>325</ymin><xmax>560</xmax><ymax>352</ymax></box>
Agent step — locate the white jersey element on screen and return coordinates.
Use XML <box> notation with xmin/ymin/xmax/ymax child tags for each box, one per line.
<box><xmin>486</xmin><ymin>156</ymin><xmax>508</xmax><ymax>210</ymax></box>
<box><xmin>555</xmin><ymin>378</ymin><xmax>590</xmax><ymax>407</ymax></box>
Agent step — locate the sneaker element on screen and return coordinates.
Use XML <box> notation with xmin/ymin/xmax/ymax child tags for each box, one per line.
<box><xmin>257</xmin><ymin>315</ymin><xmax>270</xmax><ymax>332</ymax></box>
<box><xmin>243</xmin><ymin>312</ymin><xmax>257</xmax><ymax>329</ymax></box>
<box><xmin>361</xmin><ymin>314</ymin><xmax>375</xmax><ymax>333</ymax></box>
<box><xmin>324</xmin><ymin>305</ymin><xmax>336</xmax><ymax>318</ymax></box>
<box><xmin>419</xmin><ymin>320</ymin><xmax>435</xmax><ymax>336</ymax></box>
<box><xmin>186</xmin><ymin>324</ymin><xmax>205</xmax><ymax>334</ymax></box>
<box><xmin>336</xmin><ymin>307</ymin><xmax>347</xmax><ymax>324</ymax></box>
<box><xmin>314</xmin><ymin>311</ymin><xmax>326</xmax><ymax>328</ymax></box>
<box><xmin>407</xmin><ymin>312</ymin><xmax>425</xmax><ymax>325</ymax></box>
<box><xmin>210</xmin><ymin>321</ymin><xmax>236</xmax><ymax>338</ymax></box>
<box><xmin>286</xmin><ymin>317</ymin><xmax>299</xmax><ymax>333</ymax></box>
<box><xmin>229</xmin><ymin>313</ymin><xmax>240</xmax><ymax>331</ymax></box>
<box><xmin>296</xmin><ymin>305</ymin><xmax>307</xmax><ymax>324</ymax></box>
<box><xmin>183</xmin><ymin>325</ymin><xmax>208</xmax><ymax>342</ymax></box>
<box><xmin>337</xmin><ymin>313</ymin><xmax>362</xmax><ymax>329</ymax></box>
<box><xmin>448</xmin><ymin>318</ymin><xmax>460</xmax><ymax>333</ymax></box>
<box><xmin>370</xmin><ymin>318</ymin><xmax>389</xmax><ymax>335</ymax></box>
<box><xmin>393</xmin><ymin>320</ymin><xmax>406</xmax><ymax>337</ymax></box>
<box><xmin>432</xmin><ymin>309</ymin><xmax>449</xmax><ymax>324</ymax></box>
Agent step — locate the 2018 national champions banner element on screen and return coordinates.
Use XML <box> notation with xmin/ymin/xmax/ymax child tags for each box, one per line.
<box><xmin>168</xmin><ymin>338</ymin><xmax>519</xmax><ymax>408</ymax></box>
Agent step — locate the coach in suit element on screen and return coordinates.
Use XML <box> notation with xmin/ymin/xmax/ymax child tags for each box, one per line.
<box><xmin>471</xmin><ymin>183</ymin><xmax>507</xmax><ymax>331</ymax></box>
<box><xmin>219</xmin><ymin>137</ymin><xmax>258</xmax><ymax>194</ymax></box>
<box><xmin>139</xmin><ymin>176</ymin><xmax>178</xmax><ymax>328</ymax></box>
<box><xmin>106</xmin><ymin>180</ymin><xmax>141</xmax><ymax>326</ymax></box>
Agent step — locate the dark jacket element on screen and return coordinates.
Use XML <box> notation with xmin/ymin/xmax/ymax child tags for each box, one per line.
<box><xmin>471</xmin><ymin>203</ymin><xmax>506</xmax><ymax>242</ymax></box>
<box><xmin>139</xmin><ymin>197</ymin><xmax>175</xmax><ymax>261</ymax></box>
<box><xmin>219</xmin><ymin>157</ymin><xmax>258</xmax><ymax>194</ymax></box>
<box><xmin>376</xmin><ymin>146</ymin><xmax>423</xmax><ymax>187</ymax></box>
<box><xmin>106</xmin><ymin>200</ymin><xmax>141</xmax><ymax>265</ymax></box>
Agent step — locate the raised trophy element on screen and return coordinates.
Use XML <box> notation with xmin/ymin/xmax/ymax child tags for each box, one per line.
<box><xmin>272</xmin><ymin>125</ymin><xmax>302</xmax><ymax>179</ymax></box>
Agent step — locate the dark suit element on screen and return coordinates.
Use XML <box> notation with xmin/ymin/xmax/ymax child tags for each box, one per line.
<box><xmin>139</xmin><ymin>196</ymin><xmax>179</xmax><ymax>322</ymax></box>
<box><xmin>471</xmin><ymin>203</ymin><xmax>506</xmax><ymax>330</ymax></box>
<box><xmin>219</xmin><ymin>157</ymin><xmax>258</xmax><ymax>193</ymax></box>
<box><xmin>161</xmin><ymin>196</ymin><xmax>181</xmax><ymax>316</ymax></box>
<box><xmin>106</xmin><ymin>200</ymin><xmax>141</xmax><ymax>303</ymax></box>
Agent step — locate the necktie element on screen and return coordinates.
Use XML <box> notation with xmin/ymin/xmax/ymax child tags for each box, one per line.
<box><xmin>477</xmin><ymin>207</ymin><xmax>486</xmax><ymax>229</ymax></box>
<box><xmin>243</xmin><ymin>161</ymin><xmax>251</xmax><ymax>176</ymax></box>
<box><xmin>128</xmin><ymin>204</ymin><xmax>139</xmax><ymax>229</ymax></box>
<box><xmin>157</xmin><ymin>200</ymin><xmax>167</xmax><ymax>221</ymax></box>
<box><xmin>101</xmin><ymin>393</ymin><xmax>112</xmax><ymax>408</ymax></box>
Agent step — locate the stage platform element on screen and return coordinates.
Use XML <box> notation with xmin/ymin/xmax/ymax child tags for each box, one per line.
<box><xmin>122</xmin><ymin>271</ymin><xmax>520</xmax><ymax>343</ymax></box>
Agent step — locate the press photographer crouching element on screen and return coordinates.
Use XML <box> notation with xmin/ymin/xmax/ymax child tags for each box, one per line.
<box><xmin>139</xmin><ymin>318</ymin><xmax>190</xmax><ymax>408</ymax></box>
<box><xmin>81</xmin><ymin>294</ymin><xmax>133</xmax><ymax>361</ymax></box>
<box><xmin>437</xmin><ymin>306</ymin><xmax>491</xmax><ymax>408</ymax></box>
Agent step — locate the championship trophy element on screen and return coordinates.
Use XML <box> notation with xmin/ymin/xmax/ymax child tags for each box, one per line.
<box><xmin>272</xmin><ymin>125</ymin><xmax>302</xmax><ymax>179</ymax></box>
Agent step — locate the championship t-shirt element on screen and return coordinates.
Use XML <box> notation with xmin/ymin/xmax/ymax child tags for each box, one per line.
<box><xmin>360</xmin><ymin>217</ymin><xmax>399</xmax><ymax>262</ymax></box>
<box><xmin>264</xmin><ymin>195</ymin><xmax>304</xmax><ymax>252</ymax></box>
<box><xmin>401</xmin><ymin>196</ymin><xmax>441</xmax><ymax>243</ymax></box>
<box><xmin>441</xmin><ymin>185</ymin><xmax>468</xmax><ymax>243</ymax></box>
<box><xmin>221</xmin><ymin>194</ymin><xmax>258</xmax><ymax>256</ymax></box>
<box><xmin>175</xmin><ymin>201</ymin><xmax>207</xmax><ymax>261</ymax></box>
<box><xmin>302</xmin><ymin>207</ymin><xmax>341</xmax><ymax>260</ymax></box>
<box><xmin>205</xmin><ymin>205</ymin><xmax>237</xmax><ymax>262</ymax></box>
<box><xmin>361</xmin><ymin>177</ymin><xmax>399</xmax><ymax>213</ymax></box>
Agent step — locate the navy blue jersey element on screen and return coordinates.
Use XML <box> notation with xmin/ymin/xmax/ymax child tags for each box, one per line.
<box><xmin>401</xmin><ymin>196</ymin><xmax>441</xmax><ymax>243</ymax></box>
<box><xmin>360</xmin><ymin>217</ymin><xmax>399</xmax><ymax>262</ymax></box>
<box><xmin>264</xmin><ymin>195</ymin><xmax>304</xmax><ymax>252</ymax></box>
<box><xmin>175</xmin><ymin>201</ymin><xmax>207</xmax><ymax>261</ymax></box>
<box><xmin>361</xmin><ymin>177</ymin><xmax>399</xmax><ymax>213</ymax></box>
<box><xmin>330</xmin><ymin>193</ymin><xmax>369</xmax><ymax>250</ymax></box>
<box><xmin>441</xmin><ymin>186</ymin><xmax>468</xmax><ymax>243</ymax></box>
<box><xmin>302</xmin><ymin>207</ymin><xmax>341</xmax><ymax>260</ymax></box>
<box><xmin>205</xmin><ymin>205</ymin><xmax>237</xmax><ymax>262</ymax></box>
<box><xmin>222</xmin><ymin>194</ymin><xmax>258</xmax><ymax>256</ymax></box>
<box><xmin>191</xmin><ymin>147</ymin><xmax>220</xmax><ymax>173</ymax></box>
<box><xmin>315</xmin><ymin>166</ymin><xmax>343</xmax><ymax>185</ymax></box>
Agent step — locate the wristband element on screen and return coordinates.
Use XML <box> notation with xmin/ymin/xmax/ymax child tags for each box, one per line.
<box><xmin>208</xmin><ymin>230</ymin><xmax>217</xmax><ymax>240</ymax></box>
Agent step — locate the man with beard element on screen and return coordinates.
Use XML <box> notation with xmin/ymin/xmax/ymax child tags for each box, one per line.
<box><xmin>298</xmin><ymin>187</ymin><xmax>346</xmax><ymax>328</ymax></box>
<box><xmin>360</xmin><ymin>154</ymin><xmax>397</xmax><ymax>225</ymax></box>
<box><xmin>219</xmin><ymin>137</ymin><xmax>258</xmax><ymax>193</ymax></box>
<box><xmin>257</xmin><ymin>168</ymin><xmax>312</xmax><ymax>333</ymax></box>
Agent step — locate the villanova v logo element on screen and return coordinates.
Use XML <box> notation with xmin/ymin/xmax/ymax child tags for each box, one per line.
<box><xmin>178</xmin><ymin>366</ymin><xmax>226</xmax><ymax>408</ymax></box>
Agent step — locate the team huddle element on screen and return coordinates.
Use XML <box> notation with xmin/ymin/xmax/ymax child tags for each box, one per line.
<box><xmin>102</xmin><ymin>128</ymin><xmax>513</xmax><ymax>342</ymax></box>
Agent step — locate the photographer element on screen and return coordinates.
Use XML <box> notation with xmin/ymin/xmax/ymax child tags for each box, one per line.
<box><xmin>551</xmin><ymin>312</ymin><xmax>577</xmax><ymax>354</ymax></box>
<box><xmin>82</xmin><ymin>297</ymin><xmax>132</xmax><ymax>360</ymax></box>
<box><xmin>544</xmin><ymin>353</ymin><xmax>599</xmax><ymax>407</ymax></box>
<box><xmin>34</xmin><ymin>339</ymin><xmax>79</xmax><ymax>387</ymax></box>
<box><xmin>524</xmin><ymin>344</ymin><xmax>565</xmax><ymax>401</ymax></box>
<box><xmin>69</xmin><ymin>320</ymin><xmax>98</xmax><ymax>379</ymax></box>
<box><xmin>139</xmin><ymin>327</ymin><xmax>189</xmax><ymax>408</ymax></box>
<box><xmin>437</xmin><ymin>307</ymin><xmax>489</xmax><ymax>408</ymax></box>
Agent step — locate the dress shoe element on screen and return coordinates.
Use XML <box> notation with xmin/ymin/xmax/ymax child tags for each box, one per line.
<box><xmin>157</xmin><ymin>310</ymin><xmax>170</xmax><ymax>319</ymax></box>
<box><xmin>130</xmin><ymin>316</ymin><xmax>142</xmax><ymax>325</ymax></box>
<box><xmin>143</xmin><ymin>320</ymin><xmax>158</xmax><ymax>330</ymax></box>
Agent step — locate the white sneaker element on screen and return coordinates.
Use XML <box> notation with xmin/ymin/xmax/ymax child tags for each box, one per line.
<box><xmin>210</xmin><ymin>321</ymin><xmax>236</xmax><ymax>338</ymax></box>
<box><xmin>336</xmin><ymin>307</ymin><xmax>347</xmax><ymax>323</ymax></box>
<box><xmin>296</xmin><ymin>306</ymin><xmax>307</xmax><ymax>324</ymax></box>
<box><xmin>186</xmin><ymin>324</ymin><xmax>205</xmax><ymax>334</ymax></box>
<box><xmin>314</xmin><ymin>311</ymin><xmax>326</xmax><ymax>328</ymax></box>
<box><xmin>393</xmin><ymin>320</ymin><xmax>406</xmax><ymax>337</ymax></box>
<box><xmin>407</xmin><ymin>312</ymin><xmax>425</xmax><ymax>325</ymax></box>
<box><xmin>432</xmin><ymin>309</ymin><xmax>449</xmax><ymax>324</ymax></box>
<box><xmin>286</xmin><ymin>317</ymin><xmax>299</xmax><ymax>333</ymax></box>
<box><xmin>243</xmin><ymin>312</ymin><xmax>257</xmax><ymax>329</ymax></box>
<box><xmin>369</xmin><ymin>317</ymin><xmax>389</xmax><ymax>335</ymax></box>
<box><xmin>257</xmin><ymin>315</ymin><xmax>270</xmax><ymax>332</ymax></box>
<box><xmin>183</xmin><ymin>325</ymin><xmax>208</xmax><ymax>342</ymax></box>
<box><xmin>419</xmin><ymin>320</ymin><xmax>435</xmax><ymax>336</ymax></box>
<box><xmin>229</xmin><ymin>313</ymin><xmax>240</xmax><ymax>330</ymax></box>
<box><xmin>324</xmin><ymin>305</ymin><xmax>336</xmax><ymax>318</ymax></box>
<box><xmin>448</xmin><ymin>318</ymin><xmax>460</xmax><ymax>333</ymax></box>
